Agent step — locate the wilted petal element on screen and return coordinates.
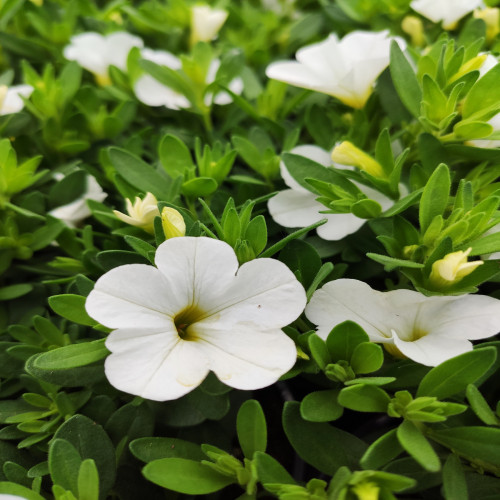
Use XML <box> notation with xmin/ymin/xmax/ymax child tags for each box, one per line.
<box><xmin>105</xmin><ymin>328</ymin><xmax>210</xmax><ymax>400</ymax></box>
<box><xmin>85</xmin><ymin>264</ymin><xmax>178</xmax><ymax>328</ymax></box>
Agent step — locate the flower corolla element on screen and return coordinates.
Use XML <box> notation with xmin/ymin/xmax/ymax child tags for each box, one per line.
<box><xmin>267</xmin><ymin>145</ymin><xmax>395</xmax><ymax>241</ymax></box>
<box><xmin>0</xmin><ymin>84</ymin><xmax>33</xmax><ymax>115</ymax></box>
<box><xmin>190</xmin><ymin>5</ymin><xmax>228</xmax><ymax>45</ymax></box>
<box><xmin>113</xmin><ymin>192</ymin><xmax>159</xmax><ymax>234</ymax></box>
<box><xmin>429</xmin><ymin>248</ymin><xmax>483</xmax><ymax>288</ymax></box>
<box><xmin>49</xmin><ymin>175</ymin><xmax>107</xmax><ymax>227</ymax></box>
<box><xmin>265</xmin><ymin>30</ymin><xmax>406</xmax><ymax>109</ymax></box>
<box><xmin>410</xmin><ymin>0</ymin><xmax>483</xmax><ymax>30</ymax></box>
<box><xmin>85</xmin><ymin>237</ymin><xmax>306</xmax><ymax>401</ymax></box>
<box><xmin>63</xmin><ymin>31</ymin><xmax>144</xmax><ymax>85</ymax></box>
<box><xmin>306</xmin><ymin>279</ymin><xmax>500</xmax><ymax>366</ymax></box>
<box><xmin>134</xmin><ymin>49</ymin><xmax>243</xmax><ymax>109</ymax></box>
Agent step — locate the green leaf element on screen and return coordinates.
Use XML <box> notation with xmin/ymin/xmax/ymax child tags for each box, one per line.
<box><xmin>0</xmin><ymin>284</ymin><xmax>32</xmax><ymax>301</ymax></box>
<box><xmin>350</xmin><ymin>342</ymin><xmax>384</xmax><ymax>374</ymax></box>
<box><xmin>254</xmin><ymin>452</ymin><xmax>295</xmax><ymax>486</ymax></box>
<box><xmin>307</xmin><ymin>334</ymin><xmax>331</xmax><ymax>370</ymax></box>
<box><xmin>280</xmin><ymin>239</ymin><xmax>321</xmax><ymax>289</ymax></box>
<box><xmin>129</xmin><ymin>437</ymin><xmax>205</xmax><ymax>463</ymax></box>
<box><xmin>453</xmin><ymin>120</ymin><xmax>493</xmax><ymax>140</ymax></box>
<box><xmin>31</xmin><ymin>340</ymin><xmax>108</xmax><ymax>370</ymax></box>
<box><xmin>282</xmin><ymin>401</ymin><xmax>367</xmax><ymax>475</ymax></box>
<box><xmin>48</xmin><ymin>294</ymin><xmax>97</xmax><ymax>326</ymax></box>
<box><xmin>417</xmin><ymin>347</ymin><xmax>497</xmax><ymax>399</ymax></box>
<box><xmin>236</xmin><ymin>400</ymin><xmax>267</xmax><ymax>459</ymax></box>
<box><xmin>465</xmin><ymin>384</ymin><xmax>500</xmax><ymax>425</ymax></box>
<box><xmin>142</xmin><ymin>458</ymin><xmax>234</xmax><ymax>494</ymax></box>
<box><xmin>463</xmin><ymin>63</ymin><xmax>500</xmax><ymax>120</ymax></box>
<box><xmin>443</xmin><ymin>454</ymin><xmax>468</xmax><ymax>500</ymax></box>
<box><xmin>108</xmin><ymin>147</ymin><xmax>172</xmax><ymax>200</ymax></box>
<box><xmin>77</xmin><ymin>459</ymin><xmax>99</xmax><ymax>500</ymax></box>
<box><xmin>300</xmin><ymin>389</ymin><xmax>343</xmax><ymax>422</ymax></box>
<box><xmin>390</xmin><ymin>41</ymin><xmax>422</xmax><ymax>118</ymax></box>
<box><xmin>397</xmin><ymin>420</ymin><xmax>440</xmax><ymax>472</ymax></box>
<box><xmin>181</xmin><ymin>177</ymin><xmax>218</xmax><ymax>198</ymax></box>
<box><xmin>49</xmin><ymin>439</ymin><xmax>81</xmax><ymax>495</ymax></box>
<box><xmin>360</xmin><ymin>429</ymin><xmax>403</xmax><ymax>470</ymax></box>
<box><xmin>429</xmin><ymin>426</ymin><xmax>500</xmax><ymax>470</ymax></box>
<box><xmin>419</xmin><ymin>163</ymin><xmax>450</xmax><ymax>233</ymax></box>
<box><xmin>0</xmin><ymin>482</ymin><xmax>45</xmax><ymax>500</ymax></box>
<box><xmin>338</xmin><ymin>384</ymin><xmax>390</xmax><ymax>412</ymax></box>
<box><xmin>467</xmin><ymin>230</ymin><xmax>500</xmax><ymax>256</ymax></box>
<box><xmin>158</xmin><ymin>134</ymin><xmax>193</xmax><ymax>179</ymax></box>
<box><xmin>351</xmin><ymin>198</ymin><xmax>382</xmax><ymax>219</ymax></box>
<box><xmin>53</xmin><ymin>415</ymin><xmax>116</xmax><ymax>498</ymax></box>
<box><xmin>326</xmin><ymin>320</ymin><xmax>369</xmax><ymax>362</ymax></box>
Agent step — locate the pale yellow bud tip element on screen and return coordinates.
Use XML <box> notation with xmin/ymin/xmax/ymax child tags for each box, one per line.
<box><xmin>352</xmin><ymin>481</ymin><xmax>380</xmax><ymax>500</ymax></box>
<box><xmin>161</xmin><ymin>207</ymin><xmax>186</xmax><ymax>239</ymax></box>
<box><xmin>402</xmin><ymin>15</ymin><xmax>425</xmax><ymax>47</ymax></box>
<box><xmin>331</xmin><ymin>141</ymin><xmax>386</xmax><ymax>179</ymax></box>
<box><xmin>429</xmin><ymin>248</ymin><xmax>483</xmax><ymax>288</ymax></box>
<box><xmin>474</xmin><ymin>8</ymin><xmax>500</xmax><ymax>42</ymax></box>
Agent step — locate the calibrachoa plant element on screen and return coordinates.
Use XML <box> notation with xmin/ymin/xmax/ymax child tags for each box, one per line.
<box><xmin>1</xmin><ymin>1</ymin><xmax>500</xmax><ymax>500</ymax></box>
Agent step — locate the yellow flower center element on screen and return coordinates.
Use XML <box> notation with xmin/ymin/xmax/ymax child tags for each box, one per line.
<box><xmin>174</xmin><ymin>305</ymin><xmax>204</xmax><ymax>341</ymax></box>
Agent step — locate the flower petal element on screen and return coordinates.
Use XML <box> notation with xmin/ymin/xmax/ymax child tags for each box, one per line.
<box><xmin>195</xmin><ymin>325</ymin><xmax>297</xmax><ymax>389</ymax></box>
<box><xmin>201</xmin><ymin>257</ymin><xmax>306</xmax><ymax>327</ymax></box>
<box><xmin>105</xmin><ymin>328</ymin><xmax>209</xmax><ymax>400</ymax></box>
<box><xmin>306</xmin><ymin>279</ymin><xmax>413</xmax><ymax>341</ymax></box>
<box><xmin>134</xmin><ymin>75</ymin><xmax>190</xmax><ymax>109</ymax></box>
<box><xmin>85</xmin><ymin>264</ymin><xmax>175</xmax><ymax>328</ymax></box>
<box><xmin>316</xmin><ymin>213</ymin><xmax>365</xmax><ymax>241</ymax></box>
<box><xmin>1</xmin><ymin>85</ymin><xmax>33</xmax><ymax>115</ymax></box>
<box><xmin>64</xmin><ymin>32</ymin><xmax>109</xmax><ymax>75</ymax></box>
<box><xmin>104</xmin><ymin>32</ymin><xmax>144</xmax><ymax>71</ymax></box>
<box><xmin>392</xmin><ymin>333</ymin><xmax>473</xmax><ymax>366</ymax></box>
<box><xmin>268</xmin><ymin>189</ymin><xmax>325</xmax><ymax>228</ymax></box>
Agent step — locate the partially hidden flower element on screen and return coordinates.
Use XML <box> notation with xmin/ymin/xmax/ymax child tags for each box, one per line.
<box><xmin>410</xmin><ymin>0</ymin><xmax>483</xmax><ymax>30</ymax></box>
<box><xmin>305</xmin><ymin>278</ymin><xmax>500</xmax><ymax>366</ymax></box>
<box><xmin>113</xmin><ymin>192</ymin><xmax>159</xmax><ymax>234</ymax></box>
<box><xmin>469</xmin><ymin>112</ymin><xmax>500</xmax><ymax>149</ymax></box>
<box><xmin>474</xmin><ymin>7</ymin><xmax>500</xmax><ymax>42</ymax></box>
<box><xmin>85</xmin><ymin>236</ymin><xmax>306</xmax><ymax>400</ymax></box>
<box><xmin>134</xmin><ymin>48</ymin><xmax>243</xmax><ymax>109</ymax></box>
<box><xmin>190</xmin><ymin>5</ymin><xmax>228</xmax><ymax>45</ymax></box>
<box><xmin>49</xmin><ymin>175</ymin><xmax>107</xmax><ymax>227</ymax></box>
<box><xmin>63</xmin><ymin>31</ymin><xmax>144</xmax><ymax>86</ymax></box>
<box><xmin>267</xmin><ymin>145</ymin><xmax>395</xmax><ymax>241</ymax></box>
<box><xmin>0</xmin><ymin>84</ymin><xmax>33</xmax><ymax>115</ymax></box>
<box><xmin>429</xmin><ymin>248</ymin><xmax>483</xmax><ymax>288</ymax></box>
<box><xmin>161</xmin><ymin>207</ymin><xmax>186</xmax><ymax>239</ymax></box>
<box><xmin>265</xmin><ymin>30</ymin><xmax>406</xmax><ymax>109</ymax></box>
<box><xmin>401</xmin><ymin>15</ymin><xmax>425</xmax><ymax>46</ymax></box>
<box><xmin>331</xmin><ymin>141</ymin><xmax>386</xmax><ymax>179</ymax></box>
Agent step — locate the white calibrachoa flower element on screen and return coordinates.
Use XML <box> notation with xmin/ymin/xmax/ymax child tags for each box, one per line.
<box><xmin>306</xmin><ymin>279</ymin><xmax>500</xmax><ymax>366</ymax></box>
<box><xmin>265</xmin><ymin>30</ymin><xmax>405</xmax><ymax>109</ymax></box>
<box><xmin>190</xmin><ymin>5</ymin><xmax>228</xmax><ymax>45</ymax></box>
<box><xmin>267</xmin><ymin>145</ymin><xmax>395</xmax><ymax>241</ymax></box>
<box><xmin>85</xmin><ymin>237</ymin><xmax>306</xmax><ymax>401</ymax></box>
<box><xmin>134</xmin><ymin>49</ymin><xmax>243</xmax><ymax>109</ymax></box>
<box><xmin>113</xmin><ymin>192</ymin><xmax>160</xmax><ymax>234</ymax></box>
<box><xmin>63</xmin><ymin>32</ymin><xmax>144</xmax><ymax>85</ymax></box>
<box><xmin>0</xmin><ymin>84</ymin><xmax>33</xmax><ymax>115</ymax></box>
<box><xmin>410</xmin><ymin>0</ymin><xmax>483</xmax><ymax>29</ymax></box>
<box><xmin>49</xmin><ymin>175</ymin><xmax>107</xmax><ymax>227</ymax></box>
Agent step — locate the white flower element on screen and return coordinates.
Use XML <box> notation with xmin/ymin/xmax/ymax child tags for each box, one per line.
<box><xmin>265</xmin><ymin>30</ymin><xmax>406</xmax><ymax>109</ymax></box>
<box><xmin>113</xmin><ymin>192</ymin><xmax>160</xmax><ymax>234</ymax></box>
<box><xmin>49</xmin><ymin>175</ymin><xmax>107</xmax><ymax>227</ymax></box>
<box><xmin>85</xmin><ymin>237</ymin><xmax>306</xmax><ymax>401</ymax></box>
<box><xmin>306</xmin><ymin>279</ymin><xmax>500</xmax><ymax>366</ymax></box>
<box><xmin>0</xmin><ymin>84</ymin><xmax>33</xmax><ymax>115</ymax></box>
<box><xmin>190</xmin><ymin>5</ymin><xmax>228</xmax><ymax>45</ymax></box>
<box><xmin>63</xmin><ymin>31</ymin><xmax>144</xmax><ymax>85</ymax></box>
<box><xmin>410</xmin><ymin>0</ymin><xmax>483</xmax><ymax>29</ymax></box>
<box><xmin>429</xmin><ymin>248</ymin><xmax>483</xmax><ymax>288</ymax></box>
<box><xmin>267</xmin><ymin>145</ymin><xmax>395</xmax><ymax>241</ymax></box>
<box><xmin>134</xmin><ymin>50</ymin><xmax>243</xmax><ymax>109</ymax></box>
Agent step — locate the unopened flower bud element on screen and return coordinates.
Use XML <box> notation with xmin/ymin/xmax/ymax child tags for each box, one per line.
<box><xmin>429</xmin><ymin>248</ymin><xmax>483</xmax><ymax>287</ymax></box>
<box><xmin>190</xmin><ymin>5</ymin><xmax>228</xmax><ymax>46</ymax></box>
<box><xmin>161</xmin><ymin>207</ymin><xmax>186</xmax><ymax>239</ymax></box>
<box><xmin>352</xmin><ymin>481</ymin><xmax>380</xmax><ymax>500</ymax></box>
<box><xmin>402</xmin><ymin>15</ymin><xmax>425</xmax><ymax>46</ymax></box>
<box><xmin>331</xmin><ymin>141</ymin><xmax>386</xmax><ymax>179</ymax></box>
<box><xmin>113</xmin><ymin>192</ymin><xmax>160</xmax><ymax>234</ymax></box>
<box><xmin>474</xmin><ymin>8</ymin><xmax>500</xmax><ymax>43</ymax></box>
